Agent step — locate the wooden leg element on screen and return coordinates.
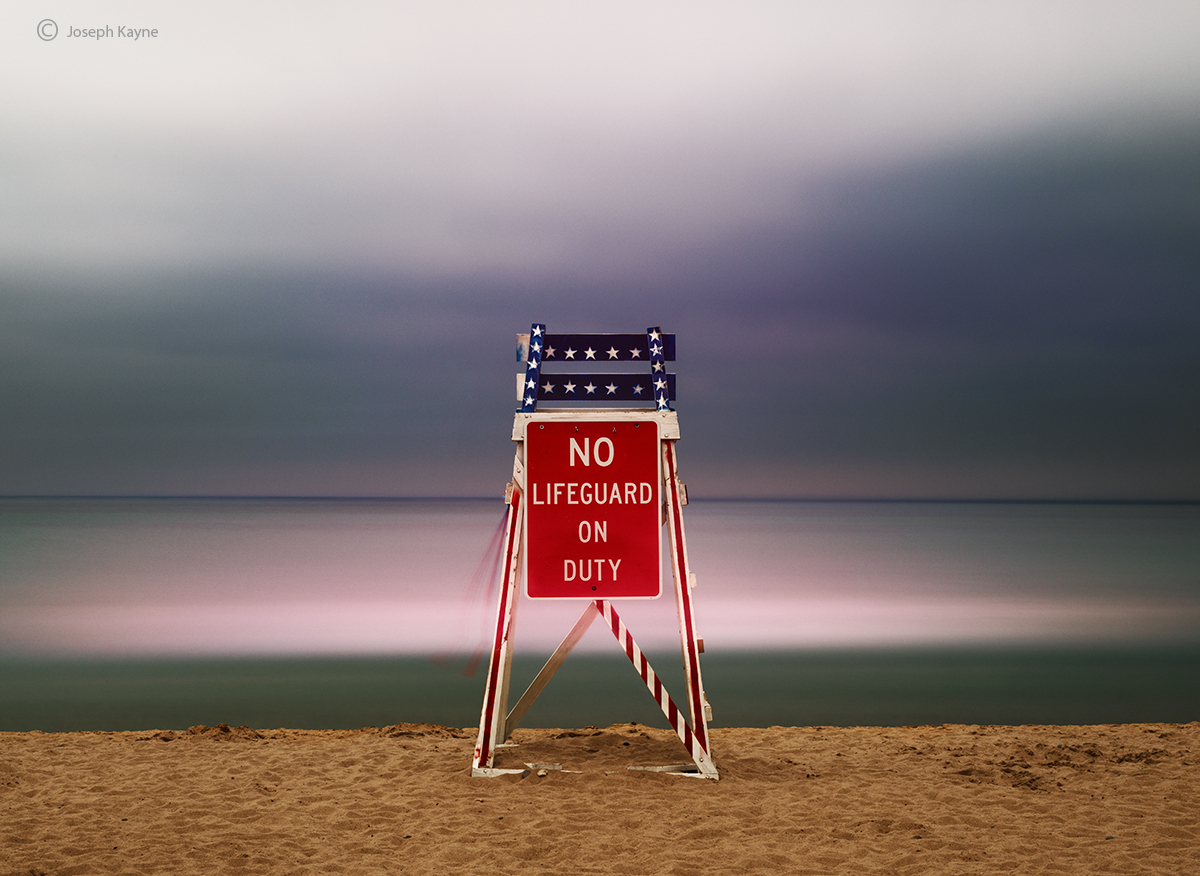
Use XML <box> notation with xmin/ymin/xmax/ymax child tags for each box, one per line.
<box><xmin>471</xmin><ymin>483</ymin><xmax>526</xmax><ymax>776</ymax></box>
<box><xmin>662</xmin><ymin>440</ymin><xmax>713</xmax><ymax>759</ymax></box>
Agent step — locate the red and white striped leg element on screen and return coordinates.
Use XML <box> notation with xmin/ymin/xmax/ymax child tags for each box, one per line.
<box><xmin>662</xmin><ymin>440</ymin><xmax>712</xmax><ymax>755</ymax></box>
<box><xmin>471</xmin><ymin>482</ymin><xmax>527</xmax><ymax>777</ymax></box>
<box><xmin>596</xmin><ymin>600</ymin><xmax>718</xmax><ymax>778</ymax></box>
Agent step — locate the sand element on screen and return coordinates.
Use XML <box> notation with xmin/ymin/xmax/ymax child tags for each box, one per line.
<box><xmin>2</xmin><ymin>722</ymin><xmax>1197</xmax><ymax>875</ymax></box>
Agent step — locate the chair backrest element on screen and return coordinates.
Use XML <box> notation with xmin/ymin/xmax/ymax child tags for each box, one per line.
<box><xmin>517</xmin><ymin>324</ymin><xmax>676</xmax><ymax>412</ymax></box>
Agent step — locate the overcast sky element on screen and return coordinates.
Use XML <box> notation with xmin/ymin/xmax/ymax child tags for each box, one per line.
<box><xmin>3</xmin><ymin>1</ymin><xmax>1199</xmax><ymax>498</ymax></box>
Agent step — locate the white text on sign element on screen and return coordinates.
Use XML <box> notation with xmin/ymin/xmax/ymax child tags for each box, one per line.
<box><xmin>563</xmin><ymin>558</ymin><xmax>622</xmax><ymax>581</ymax></box>
<box><xmin>530</xmin><ymin>482</ymin><xmax>653</xmax><ymax>505</ymax></box>
<box><xmin>569</xmin><ymin>437</ymin><xmax>614</xmax><ymax>467</ymax></box>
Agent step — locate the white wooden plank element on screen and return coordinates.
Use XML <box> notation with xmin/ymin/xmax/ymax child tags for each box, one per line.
<box><xmin>503</xmin><ymin>602</ymin><xmax>599</xmax><ymax>738</ymax></box>
<box><xmin>511</xmin><ymin>410</ymin><xmax>680</xmax><ymax>441</ymax></box>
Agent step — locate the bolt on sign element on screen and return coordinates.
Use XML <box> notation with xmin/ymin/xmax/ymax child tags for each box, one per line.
<box><xmin>524</xmin><ymin>419</ymin><xmax>662</xmax><ymax>599</ymax></box>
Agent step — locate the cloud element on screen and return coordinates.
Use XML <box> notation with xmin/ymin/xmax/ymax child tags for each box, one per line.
<box><xmin>5</xmin><ymin>1</ymin><xmax>1200</xmax><ymax>278</ymax></box>
<box><xmin>3</xmin><ymin>1</ymin><xmax>1199</xmax><ymax>497</ymax></box>
<box><xmin>3</xmin><ymin>121</ymin><xmax>1199</xmax><ymax>498</ymax></box>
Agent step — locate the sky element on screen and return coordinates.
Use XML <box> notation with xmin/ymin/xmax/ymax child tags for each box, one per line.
<box><xmin>3</xmin><ymin>1</ymin><xmax>1199</xmax><ymax>500</ymax></box>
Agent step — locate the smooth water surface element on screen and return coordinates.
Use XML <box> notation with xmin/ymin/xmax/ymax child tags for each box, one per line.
<box><xmin>2</xmin><ymin>498</ymin><xmax>1197</xmax><ymax>655</ymax></box>
<box><xmin>2</xmin><ymin>649</ymin><xmax>1197</xmax><ymax>732</ymax></box>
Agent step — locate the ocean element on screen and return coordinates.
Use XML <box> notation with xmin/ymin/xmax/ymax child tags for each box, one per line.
<box><xmin>2</xmin><ymin>497</ymin><xmax>1198</xmax><ymax>731</ymax></box>
<box><xmin>2</xmin><ymin>649</ymin><xmax>1199</xmax><ymax>733</ymax></box>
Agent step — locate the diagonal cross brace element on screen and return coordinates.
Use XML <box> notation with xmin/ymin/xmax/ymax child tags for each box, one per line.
<box><xmin>504</xmin><ymin>603</ymin><xmax>599</xmax><ymax>739</ymax></box>
<box><xmin>595</xmin><ymin>600</ymin><xmax>718</xmax><ymax>778</ymax></box>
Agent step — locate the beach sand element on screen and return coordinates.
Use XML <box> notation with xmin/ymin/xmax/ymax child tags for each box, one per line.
<box><xmin>2</xmin><ymin>722</ymin><xmax>1196</xmax><ymax>874</ymax></box>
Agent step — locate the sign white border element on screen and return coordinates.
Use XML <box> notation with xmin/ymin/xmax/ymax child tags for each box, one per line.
<box><xmin>520</xmin><ymin>413</ymin><xmax>664</xmax><ymax>601</ymax></box>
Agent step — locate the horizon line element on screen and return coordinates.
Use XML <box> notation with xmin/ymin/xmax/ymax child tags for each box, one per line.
<box><xmin>2</xmin><ymin>494</ymin><xmax>1198</xmax><ymax>506</ymax></box>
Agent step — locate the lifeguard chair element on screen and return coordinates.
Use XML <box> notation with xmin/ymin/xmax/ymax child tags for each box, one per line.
<box><xmin>471</xmin><ymin>324</ymin><xmax>717</xmax><ymax>779</ymax></box>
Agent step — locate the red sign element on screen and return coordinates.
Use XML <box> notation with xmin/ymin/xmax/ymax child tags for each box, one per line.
<box><xmin>524</xmin><ymin>419</ymin><xmax>662</xmax><ymax>599</ymax></box>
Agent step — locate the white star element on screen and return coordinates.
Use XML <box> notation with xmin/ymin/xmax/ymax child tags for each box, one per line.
<box><xmin>605</xmin><ymin>383</ymin><xmax>617</xmax><ymax>395</ymax></box>
<box><xmin>564</xmin><ymin>348</ymin><xmax>576</xmax><ymax>359</ymax></box>
<box><xmin>584</xmin><ymin>348</ymin><xmax>596</xmax><ymax>359</ymax></box>
<box><xmin>632</xmin><ymin>384</ymin><xmax>644</xmax><ymax>395</ymax></box>
<box><xmin>652</xmin><ymin>361</ymin><xmax>664</xmax><ymax>372</ymax></box>
<box><xmin>563</xmin><ymin>381</ymin><xmax>576</xmax><ymax>394</ymax></box>
<box><xmin>525</xmin><ymin>395</ymin><xmax>535</xmax><ymax>406</ymax></box>
<box><xmin>532</xmin><ymin>341</ymin><xmax>541</xmax><ymax>354</ymax></box>
<box><xmin>526</xmin><ymin>378</ymin><xmax>536</xmax><ymax>389</ymax></box>
<box><xmin>654</xmin><ymin>378</ymin><xmax>667</xmax><ymax>392</ymax></box>
<box><xmin>650</xmin><ymin>343</ymin><xmax>661</xmax><ymax>356</ymax></box>
<box><xmin>649</xmin><ymin>330</ymin><xmax>660</xmax><ymax>341</ymax></box>
<box><xmin>527</xmin><ymin>359</ymin><xmax>539</xmax><ymax>370</ymax></box>
<box><xmin>544</xmin><ymin>345</ymin><xmax>555</xmax><ymax>358</ymax></box>
<box><xmin>606</xmin><ymin>347</ymin><xmax>619</xmax><ymax>359</ymax></box>
<box><xmin>629</xmin><ymin>348</ymin><xmax>641</xmax><ymax>358</ymax></box>
<box><xmin>584</xmin><ymin>382</ymin><xmax>597</xmax><ymax>394</ymax></box>
<box><xmin>532</xmin><ymin>326</ymin><xmax>542</xmax><ymax>336</ymax></box>
<box><xmin>541</xmin><ymin>381</ymin><xmax>554</xmax><ymax>394</ymax></box>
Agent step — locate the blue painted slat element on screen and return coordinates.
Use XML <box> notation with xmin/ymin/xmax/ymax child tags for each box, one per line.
<box><xmin>533</xmin><ymin>373</ymin><xmax>675</xmax><ymax>402</ymax></box>
<box><xmin>647</xmin><ymin>326</ymin><xmax>670</xmax><ymax>411</ymax></box>
<box><xmin>536</xmin><ymin>334</ymin><xmax>676</xmax><ymax>362</ymax></box>
<box><xmin>520</xmin><ymin>323</ymin><xmax>546</xmax><ymax>412</ymax></box>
